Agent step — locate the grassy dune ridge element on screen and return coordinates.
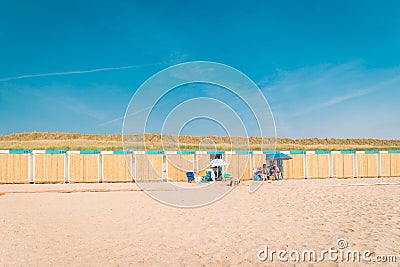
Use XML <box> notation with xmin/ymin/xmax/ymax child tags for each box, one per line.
<box><xmin>1</xmin><ymin>132</ymin><xmax>400</xmax><ymax>151</ymax></box>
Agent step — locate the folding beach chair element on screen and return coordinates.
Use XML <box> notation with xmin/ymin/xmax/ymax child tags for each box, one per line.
<box><xmin>223</xmin><ymin>173</ymin><xmax>232</xmax><ymax>180</ymax></box>
<box><xmin>186</xmin><ymin>172</ymin><xmax>195</xmax><ymax>182</ymax></box>
<box><xmin>216</xmin><ymin>168</ymin><xmax>223</xmax><ymax>181</ymax></box>
<box><xmin>203</xmin><ymin>171</ymin><xmax>213</xmax><ymax>182</ymax></box>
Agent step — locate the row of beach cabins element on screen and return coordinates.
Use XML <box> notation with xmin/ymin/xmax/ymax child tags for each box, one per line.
<box><xmin>0</xmin><ymin>150</ymin><xmax>400</xmax><ymax>184</ymax></box>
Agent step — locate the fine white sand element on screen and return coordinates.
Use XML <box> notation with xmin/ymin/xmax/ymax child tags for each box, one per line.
<box><xmin>1</xmin><ymin>178</ymin><xmax>399</xmax><ymax>266</ymax></box>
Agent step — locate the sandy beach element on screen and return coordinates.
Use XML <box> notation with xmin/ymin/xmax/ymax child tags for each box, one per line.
<box><xmin>1</xmin><ymin>178</ymin><xmax>399</xmax><ymax>266</ymax></box>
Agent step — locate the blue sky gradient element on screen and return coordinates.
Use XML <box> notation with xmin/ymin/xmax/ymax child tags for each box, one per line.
<box><xmin>1</xmin><ymin>1</ymin><xmax>400</xmax><ymax>138</ymax></box>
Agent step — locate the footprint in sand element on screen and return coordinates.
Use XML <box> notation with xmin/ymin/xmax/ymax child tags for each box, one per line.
<box><xmin>207</xmin><ymin>238</ymin><xmax>217</xmax><ymax>244</ymax></box>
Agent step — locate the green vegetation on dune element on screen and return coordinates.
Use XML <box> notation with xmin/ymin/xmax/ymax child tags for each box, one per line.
<box><xmin>0</xmin><ymin>132</ymin><xmax>399</xmax><ymax>151</ymax></box>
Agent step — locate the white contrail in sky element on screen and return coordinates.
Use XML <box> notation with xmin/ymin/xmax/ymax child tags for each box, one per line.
<box><xmin>99</xmin><ymin>106</ymin><xmax>152</xmax><ymax>126</ymax></box>
<box><xmin>0</xmin><ymin>63</ymin><xmax>162</xmax><ymax>82</ymax></box>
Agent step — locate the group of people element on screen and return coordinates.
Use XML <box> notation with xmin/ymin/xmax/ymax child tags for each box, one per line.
<box><xmin>253</xmin><ymin>164</ymin><xmax>281</xmax><ymax>181</ymax></box>
<box><xmin>188</xmin><ymin>163</ymin><xmax>281</xmax><ymax>184</ymax></box>
<box><xmin>188</xmin><ymin>168</ymin><xmax>239</xmax><ymax>186</ymax></box>
<box><xmin>188</xmin><ymin>168</ymin><xmax>218</xmax><ymax>183</ymax></box>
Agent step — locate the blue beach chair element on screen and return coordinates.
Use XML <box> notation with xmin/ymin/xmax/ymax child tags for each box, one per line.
<box><xmin>223</xmin><ymin>173</ymin><xmax>232</xmax><ymax>180</ymax></box>
<box><xmin>186</xmin><ymin>172</ymin><xmax>195</xmax><ymax>182</ymax></box>
<box><xmin>203</xmin><ymin>171</ymin><xmax>212</xmax><ymax>182</ymax></box>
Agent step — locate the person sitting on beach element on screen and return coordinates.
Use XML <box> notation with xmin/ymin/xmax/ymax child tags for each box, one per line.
<box><xmin>193</xmin><ymin>169</ymin><xmax>202</xmax><ymax>183</ymax></box>
<box><xmin>268</xmin><ymin>165</ymin><xmax>275</xmax><ymax>180</ymax></box>
<box><xmin>271</xmin><ymin>166</ymin><xmax>280</xmax><ymax>180</ymax></box>
<box><xmin>261</xmin><ymin>164</ymin><xmax>268</xmax><ymax>181</ymax></box>
<box><xmin>269</xmin><ymin>165</ymin><xmax>274</xmax><ymax>175</ymax></box>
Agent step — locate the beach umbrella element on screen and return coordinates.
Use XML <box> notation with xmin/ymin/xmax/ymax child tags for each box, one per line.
<box><xmin>266</xmin><ymin>152</ymin><xmax>292</xmax><ymax>161</ymax></box>
<box><xmin>208</xmin><ymin>158</ymin><xmax>228</xmax><ymax>167</ymax></box>
<box><xmin>266</xmin><ymin>153</ymin><xmax>291</xmax><ymax>180</ymax></box>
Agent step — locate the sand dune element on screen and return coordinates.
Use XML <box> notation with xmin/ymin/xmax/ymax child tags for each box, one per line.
<box><xmin>1</xmin><ymin>132</ymin><xmax>400</xmax><ymax>151</ymax></box>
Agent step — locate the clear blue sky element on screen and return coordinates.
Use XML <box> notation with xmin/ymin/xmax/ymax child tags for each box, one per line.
<box><xmin>1</xmin><ymin>0</ymin><xmax>400</xmax><ymax>138</ymax></box>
